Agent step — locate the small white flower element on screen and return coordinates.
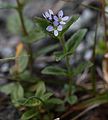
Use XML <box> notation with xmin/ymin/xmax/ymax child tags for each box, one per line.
<box><xmin>46</xmin><ymin>24</ymin><xmax>63</xmax><ymax>36</ymax></box>
<box><xmin>53</xmin><ymin>10</ymin><xmax>69</xmax><ymax>25</ymax></box>
<box><xmin>43</xmin><ymin>9</ymin><xmax>69</xmax><ymax>37</ymax></box>
<box><xmin>43</xmin><ymin>9</ymin><xmax>54</xmax><ymax>20</ymax></box>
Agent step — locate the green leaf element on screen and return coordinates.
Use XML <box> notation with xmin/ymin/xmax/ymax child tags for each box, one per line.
<box><xmin>72</xmin><ymin>61</ymin><xmax>93</xmax><ymax>76</ymax></box>
<box><xmin>41</xmin><ymin>92</ymin><xmax>53</xmax><ymax>101</ymax></box>
<box><xmin>54</xmin><ymin>51</ymin><xmax>65</xmax><ymax>62</ymax></box>
<box><xmin>11</xmin><ymin>83</ymin><xmax>24</xmax><ymax>102</ymax></box>
<box><xmin>63</xmin><ymin>84</ymin><xmax>76</xmax><ymax>95</ymax></box>
<box><xmin>21</xmin><ymin>109</ymin><xmax>38</xmax><ymax>120</ymax></box>
<box><xmin>59</xmin><ymin>15</ymin><xmax>79</xmax><ymax>37</ymax></box>
<box><xmin>65</xmin><ymin>29</ymin><xmax>87</xmax><ymax>54</ymax></box>
<box><xmin>0</xmin><ymin>83</ymin><xmax>15</xmax><ymax>95</ymax></box>
<box><xmin>82</xmin><ymin>92</ymin><xmax>108</xmax><ymax>108</ymax></box>
<box><xmin>19</xmin><ymin>70</ymin><xmax>31</xmax><ymax>81</ymax></box>
<box><xmin>47</xmin><ymin>98</ymin><xmax>63</xmax><ymax>105</ymax></box>
<box><xmin>17</xmin><ymin>97</ymin><xmax>42</xmax><ymax>107</ymax></box>
<box><xmin>35</xmin><ymin>81</ymin><xmax>46</xmax><ymax>97</ymax></box>
<box><xmin>66</xmin><ymin>95</ymin><xmax>78</xmax><ymax>105</ymax></box>
<box><xmin>17</xmin><ymin>49</ymin><xmax>29</xmax><ymax>73</ymax></box>
<box><xmin>42</xmin><ymin>66</ymin><xmax>67</xmax><ymax>76</ymax></box>
<box><xmin>34</xmin><ymin>17</ymin><xmax>50</xmax><ymax>32</ymax></box>
<box><xmin>96</xmin><ymin>39</ymin><xmax>107</xmax><ymax>55</ymax></box>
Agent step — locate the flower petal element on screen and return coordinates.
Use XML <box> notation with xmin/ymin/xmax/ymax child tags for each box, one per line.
<box><xmin>42</xmin><ymin>13</ymin><xmax>47</xmax><ymax>19</ymax></box>
<box><xmin>53</xmin><ymin>21</ymin><xmax>59</xmax><ymax>26</ymax></box>
<box><xmin>45</xmin><ymin>11</ymin><xmax>50</xmax><ymax>17</ymax></box>
<box><xmin>60</xmin><ymin>21</ymin><xmax>66</xmax><ymax>25</ymax></box>
<box><xmin>54</xmin><ymin>30</ymin><xmax>58</xmax><ymax>36</ymax></box>
<box><xmin>48</xmin><ymin>9</ymin><xmax>53</xmax><ymax>15</ymax></box>
<box><xmin>48</xmin><ymin>15</ymin><xmax>52</xmax><ymax>20</ymax></box>
<box><xmin>46</xmin><ymin>26</ymin><xmax>54</xmax><ymax>31</ymax></box>
<box><xmin>58</xmin><ymin>10</ymin><xmax>63</xmax><ymax>18</ymax></box>
<box><xmin>57</xmin><ymin>25</ymin><xmax>63</xmax><ymax>31</ymax></box>
<box><xmin>53</xmin><ymin>16</ymin><xmax>59</xmax><ymax>21</ymax></box>
<box><xmin>62</xmin><ymin>16</ymin><xmax>69</xmax><ymax>21</ymax></box>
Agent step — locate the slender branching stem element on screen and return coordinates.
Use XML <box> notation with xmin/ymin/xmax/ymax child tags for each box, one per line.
<box><xmin>101</xmin><ymin>0</ymin><xmax>108</xmax><ymax>48</ymax></box>
<box><xmin>59</xmin><ymin>36</ymin><xmax>72</xmax><ymax>96</ymax></box>
<box><xmin>91</xmin><ymin>14</ymin><xmax>99</xmax><ymax>95</ymax></box>
<box><xmin>16</xmin><ymin>0</ymin><xmax>33</xmax><ymax>73</ymax></box>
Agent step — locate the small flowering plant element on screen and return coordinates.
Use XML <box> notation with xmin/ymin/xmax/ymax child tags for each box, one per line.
<box><xmin>43</xmin><ymin>9</ymin><xmax>69</xmax><ymax>36</ymax></box>
<box><xmin>37</xmin><ymin>9</ymin><xmax>89</xmax><ymax>100</ymax></box>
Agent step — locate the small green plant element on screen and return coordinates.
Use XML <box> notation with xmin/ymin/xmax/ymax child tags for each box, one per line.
<box><xmin>40</xmin><ymin>9</ymin><xmax>91</xmax><ymax>102</ymax></box>
<box><xmin>1</xmin><ymin>0</ymin><xmax>108</xmax><ymax>120</ymax></box>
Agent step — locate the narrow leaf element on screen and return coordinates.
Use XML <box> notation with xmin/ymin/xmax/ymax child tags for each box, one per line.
<box><xmin>35</xmin><ymin>81</ymin><xmax>46</xmax><ymax>97</ymax></box>
<box><xmin>16</xmin><ymin>49</ymin><xmax>29</xmax><ymax>73</ymax></box>
<box><xmin>66</xmin><ymin>95</ymin><xmax>78</xmax><ymax>105</ymax></box>
<box><xmin>34</xmin><ymin>17</ymin><xmax>50</xmax><ymax>32</ymax></box>
<box><xmin>21</xmin><ymin>109</ymin><xmax>38</xmax><ymax>120</ymax></box>
<box><xmin>42</xmin><ymin>66</ymin><xmax>67</xmax><ymax>76</ymax></box>
<box><xmin>47</xmin><ymin>98</ymin><xmax>63</xmax><ymax>105</ymax></box>
<box><xmin>17</xmin><ymin>97</ymin><xmax>42</xmax><ymax>107</ymax></box>
<box><xmin>59</xmin><ymin>15</ymin><xmax>79</xmax><ymax>37</ymax></box>
<box><xmin>72</xmin><ymin>61</ymin><xmax>93</xmax><ymax>76</ymax></box>
<box><xmin>65</xmin><ymin>29</ymin><xmax>87</xmax><ymax>54</ymax></box>
<box><xmin>11</xmin><ymin>82</ymin><xmax>24</xmax><ymax>101</ymax></box>
<box><xmin>0</xmin><ymin>83</ymin><xmax>15</xmax><ymax>95</ymax></box>
<box><xmin>41</xmin><ymin>92</ymin><xmax>53</xmax><ymax>101</ymax></box>
<box><xmin>54</xmin><ymin>51</ymin><xmax>65</xmax><ymax>62</ymax></box>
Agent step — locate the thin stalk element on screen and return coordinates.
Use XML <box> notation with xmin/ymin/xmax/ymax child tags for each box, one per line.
<box><xmin>91</xmin><ymin>14</ymin><xmax>99</xmax><ymax>95</ymax></box>
<box><xmin>101</xmin><ymin>0</ymin><xmax>108</xmax><ymax>49</ymax></box>
<box><xmin>16</xmin><ymin>0</ymin><xmax>33</xmax><ymax>73</ymax></box>
<box><xmin>59</xmin><ymin>36</ymin><xmax>72</xmax><ymax>96</ymax></box>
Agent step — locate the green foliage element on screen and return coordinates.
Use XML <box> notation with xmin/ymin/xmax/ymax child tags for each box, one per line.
<box><xmin>42</xmin><ymin>66</ymin><xmax>67</xmax><ymax>76</ymax></box>
<box><xmin>0</xmin><ymin>83</ymin><xmax>15</xmax><ymax>95</ymax></box>
<box><xmin>46</xmin><ymin>98</ymin><xmax>63</xmax><ymax>105</ymax></box>
<box><xmin>71</xmin><ymin>61</ymin><xmax>93</xmax><ymax>76</ymax></box>
<box><xmin>35</xmin><ymin>81</ymin><xmax>46</xmax><ymax>97</ymax></box>
<box><xmin>17</xmin><ymin>97</ymin><xmax>43</xmax><ymax>107</ymax></box>
<box><xmin>0</xmin><ymin>1</ymin><xmax>103</xmax><ymax>119</ymax></box>
<box><xmin>21</xmin><ymin>109</ymin><xmax>38</xmax><ymax>120</ymax></box>
<box><xmin>16</xmin><ymin>49</ymin><xmax>29</xmax><ymax>73</ymax></box>
<box><xmin>66</xmin><ymin>95</ymin><xmax>78</xmax><ymax>105</ymax></box>
<box><xmin>96</xmin><ymin>39</ymin><xmax>107</xmax><ymax>55</ymax></box>
<box><xmin>34</xmin><ymin>17</ymin><xmax>50</xmax><ymax>33</ymax></box>
<box><xmin>54</xmin><ymin>51</ymin><xmax>66</xmax><ymax>62</ymax></box>
<box><xmin>59</xmin><ymin>15</ymin><xmax>79</xmax><ymax>37</ymax></box>
<box><xmin>11</xmin><ymin>82</ymin><xmax>24</xmax><ymax>105</ymax></box>
<box><xmin>65</xmin><ymin>29</ymin><xmax>87</xmax><ymax>54</ymax></box>
<box><xmin>0</xmin><ymin>82</ymin><xmax>24</xmax><ymax>106</ymax></box>
<box><xmin>63</xmin><ymin>84</ymin><xmax>76</xmax><ymax>95</ymax></box>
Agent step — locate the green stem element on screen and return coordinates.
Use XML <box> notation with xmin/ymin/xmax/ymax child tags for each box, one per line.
<box><xmin>59</xmin><ymin>36</ymin><xmax>72</xmax><ymax>96</ymax></box>
<box><xmin>91</xmin><ymin>14</ymin><xmax>99</xmax><ymax>95</ymax></box>
<box><xmin>16</xmin><ymin>0</ymin><xmax>33</xmax><ymax>73</ymax></box>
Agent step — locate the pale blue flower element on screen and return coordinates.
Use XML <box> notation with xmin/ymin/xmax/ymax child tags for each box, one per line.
<box><xmin>43</xmin><ymin>9</ymin><xmax>69</xmax><ymax>36</ymax></box>
<box><xmin>53</xmin><ymin>10</ymin><xmax>69</xmax><ymax>25</ymax></box>
<box><xmin>46</xmin><ymin>24</ymin><xmax>63</xmax><ymax>36</ymax></box>
<box><xmin>43</xmin><ymin>9</ymin><xmax>54</xmax><ymax>20</ymax></box>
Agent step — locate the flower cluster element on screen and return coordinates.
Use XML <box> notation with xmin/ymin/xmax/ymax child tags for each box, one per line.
<box><xmin>43</xmin><ymin>9</ymin><xmax>69</xmax><ymax>36</ymax></box>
